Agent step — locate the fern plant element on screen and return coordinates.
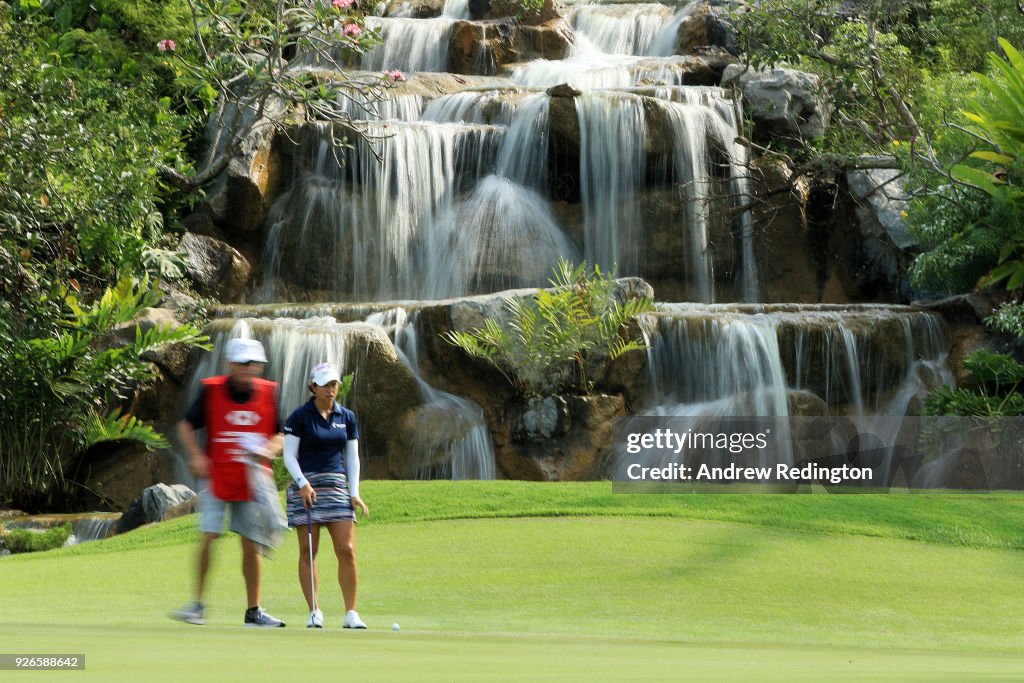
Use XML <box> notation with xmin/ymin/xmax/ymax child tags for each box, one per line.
<box><xmin>0</xmin><ymin>276</ymin><xmax>209</xmax><ymax>510</ymax></box>
<box><xmin>444</xmin><ymin>259</ymin><xmax>654</xmax><ymax>397</ymax></box>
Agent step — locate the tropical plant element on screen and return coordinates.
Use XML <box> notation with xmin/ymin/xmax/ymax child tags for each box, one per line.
<box><xmin>949</xmin><ymin>38</ymin><xmax>1024</xmax><ymax>290</ymax></box>
<box><xmin>923</xmin><ymin>291</ymin><xmax>1024</xmax><ymax>423</ymax></box>
<box><xmin>444</xmin><ymin>260</ymin><xmax>654</xmax><ymax>397</ymax></box>
<box><xmin>0</xmin><ymin>277</ymin><xmax>209</xmax><ymax>510</ymax></box>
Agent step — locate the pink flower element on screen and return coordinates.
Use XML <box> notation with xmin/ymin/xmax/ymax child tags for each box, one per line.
<box><xmin>384</xmin><ymin>69</ymin><xmax>406</xmax><ymax>82</ymax></box>
<box><xmin>332</xmin><ymin>0</ymin><xmax>355</xmax><ymax>8</ymax></box>
<box><xmin>157</xmin><ymin>39</ymin><xmax>177</xmax><ymax>53</ymax></box>
<box><xmin>343</xmin><ymin>23</ymin><xmax>362</xmax><ymax>37</ymax></box>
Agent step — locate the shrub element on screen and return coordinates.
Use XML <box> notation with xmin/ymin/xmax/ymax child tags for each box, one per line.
<box><xmin>0</xmin><ymin>277</ymin><xmax>209</xmax><ymax>510</ymax></box>
<box><xmin>445</xmin><ymin>260</ymin><xmax>654</xmax><ymax>397</ymax></box>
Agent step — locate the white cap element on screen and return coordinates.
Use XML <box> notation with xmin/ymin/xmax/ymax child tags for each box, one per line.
<box><xmin>225</xmin><ymin>338</ymin><xmax>267</xmax><ymax>364</ymax></box>
<box><xmin>310</xmin><ymin>362</ymin><xmax>340</xmax><ymax>386</ymax></box>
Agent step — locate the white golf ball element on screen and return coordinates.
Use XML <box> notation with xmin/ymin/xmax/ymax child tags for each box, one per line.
<box><xmin>391</xmin><ymin>623</ymin><xmax>400</xmax><ymax>632</ymax></box>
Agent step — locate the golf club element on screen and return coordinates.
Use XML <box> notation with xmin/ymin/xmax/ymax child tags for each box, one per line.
<box><xmin>306</xmin><ymin>504</ymin><xmax>318</xmax><ymax>626</ymax></box>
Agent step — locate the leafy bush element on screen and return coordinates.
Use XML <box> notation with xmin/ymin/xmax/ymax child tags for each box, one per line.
<box><xmin>925</xmin><ymin>350</ymin><xmax>1024</xmax><ymax>416</ymax></box>
<box><xmin>0</xmin><ymin>13</ymin><xmax>192</xmax><ymax>289</ymax></box>
<box><xmin>2</xmin><ymin>523</ymin><xmax>72</xmax><ymax>554</ymax></box>
<box><xmin>0</xmin><ymin>278</ymin><xmax>209</xmax><ymax>510</ymax></box>
<box><xmin>986</xmin><ymin>301</ymin><xmax>1024</xmax><ymax>339</ymax></box>
<box><xmin>445</xmin><ymin>260</ymin><xmax>654</xmax><ymax>397</ymax></box>
<box><xmin>948</xmin><ymin>38</ymin><xmax>1024</xmax><ymax>290</ymax></box>
<box><xmin>907</xmin><ymin>189</ymin><xmax>998</xmax><ymax>293</ymax></box>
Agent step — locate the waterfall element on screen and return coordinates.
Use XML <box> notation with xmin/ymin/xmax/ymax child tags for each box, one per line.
<box><xmin>571</xmin><ymin>3</ymin><xmax>677</xmax><ymax>56</ymax></box>
<box><xmin>642</xmin><ymin>305</ymin><xmax>950</xmax><ymax>417</ymax></box>
<box><xmin>362</xmin><ymin>17</ymin><xmax>457</xmax><ymax>73</ymax></box>
<box><xmin>577</xmin><ymin>91</ymin><xmax>646</xmax><ymax>274</ymax></box>
<box><xmin>367</xmin><ymin>308</ymin><xmax>497</xmax><ymax>479</ymax></box>
<box><xmin>259</xmin><ymin>120</ymin><xmax>500</xmax><ymax>301</ymax></box>
<box><xmin>222</xmin><ymin>0</ymin><xmax>965</xmax><ymax>488</ymax></box>
<box><xmin>442</xmin><ymin>0</ymin><xmax>470</xmax><ymax>18</ymax></box>
<box><xmin>335</xmin><ymin>88</ymin><xmax>424</xmax><ymax>122</ymax></box>
<box><xmin>421</xmin><ymin>94</ymin><xmax>568</xmax><ymax>295</ymax></box>
<box><xmin>641</xmin><ymin>308</ymin><xmax>791</xmax><ymax>417</ymax></box>
<box><xmin>569</xmin><ymin>1</ymin><xmax>700</xmax><ymax>57</ymax></box>
<box><xmin>422</xmin><ymin>175</ymin><xmax>578</xmax><ymax>297</ymax></box>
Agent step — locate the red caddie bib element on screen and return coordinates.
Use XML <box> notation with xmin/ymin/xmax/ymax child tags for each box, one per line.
<box><xmin>203</xmin><ymin>376</ymin><xmax>277</xmax><ymax>501</ymax></box>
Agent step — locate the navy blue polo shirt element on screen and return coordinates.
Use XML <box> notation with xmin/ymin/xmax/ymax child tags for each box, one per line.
<box><xmin>284</xmin><ymin>399</ymin><xmax>359</xmax><ymax>476</ymax></box>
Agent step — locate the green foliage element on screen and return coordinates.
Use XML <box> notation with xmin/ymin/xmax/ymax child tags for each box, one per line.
<box><xmin>157</xmin><ymin>0</ymin><xmax>391</xmax><ymax>191</ymax></box>
<box><xmin>444</xmin><ymin>260</ymin><xmax>654</xmax><ymax>397</ymax></box>
<box><xmin>141</xmin><ymin>247</ymin><xmax>188</xmax><ymax>281</ymax></box>
<box><xmin>907</xmin><ymin>189</ymin><xmax>1001</xmax><ymax>293</ymax></box>
<box><xmin>986</xmin><ymin>301</ymin><xmax>1024</xmax><ymax>338</ymax></box>
<box><xmin>0</xmin><ymin>13</ymin><xmax>192</xmax><ymax>291</ymax></box>
<box><xmin>728</xmin><ymin>1</ymin><xmax>923</xmax><ymax>152</ymax></box>
<box><xmin>0</xmin><ymin>277</ymin><xmax>209</xmax><ymax>510</ymax></box>
<box><xmin>917</xmin><ymin>0</ymin><xmax>1024</xmax><ymax>72</ymax></box>
<box><xmin>947</xmin><ymin>38</ymin><xmax>1024</xmax><ymax>291</ymax></box>
<box><xmin>1</xmin><ymin>522</ymin><xmax>72</xmax><ymax>554</ymax></box>
<box><xmin>924</xmin><ymin>349</ymin><xmax>1024</xmax><ymax>416</ymax></box>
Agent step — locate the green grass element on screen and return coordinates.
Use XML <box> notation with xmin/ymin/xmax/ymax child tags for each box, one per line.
<box><xmin>2</xmin><ymin>482</ymin><xmax>1023</xmax><ymax>681</ymax></box>
<box><xmin>53</xmin><ymin>481</ymin><xmax>1024</xmax><ymax>553</ymax></box>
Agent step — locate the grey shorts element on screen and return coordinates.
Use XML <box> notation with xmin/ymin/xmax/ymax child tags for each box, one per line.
<box><xmin>198</xmin><ymin>487</ymin><xmax>261</xmax><ymax>539</ymax></box>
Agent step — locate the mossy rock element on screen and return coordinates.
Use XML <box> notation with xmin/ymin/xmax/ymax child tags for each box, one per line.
<box><xmin>3</xmin><ymin>523</ymin><xmax>72</xmax><ymax>554</ymax></box>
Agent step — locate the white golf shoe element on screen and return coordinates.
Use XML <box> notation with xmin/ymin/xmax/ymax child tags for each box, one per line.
<box><xmin>343</xmin><ymin>610</ymin><xmax>367</xmax><ymax>629</ymax></box>
<box><xmin>307</xmin><ymin>608</ymin><xmax>324</xmax><ymax>628</ymax></box>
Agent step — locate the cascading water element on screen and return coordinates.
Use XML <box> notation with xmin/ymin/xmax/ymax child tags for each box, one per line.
<box><xmin>576</xmin><ymin>91</ymin><xmax>646</xmax><ymax>274</ymax></box>
<box><xmin>179</xmin><ymin>1</ymin><xmax>959</xmax><ymax>483</ymax></box>
<box><xmin>367</xmin><ymin>308</ymin><xmax>497</xmax><ymax>479</ymax></box>
<box><xmin>259</xmin><ymin>119</ymin><xmax>500</xmax><ymax>301</ymax></box>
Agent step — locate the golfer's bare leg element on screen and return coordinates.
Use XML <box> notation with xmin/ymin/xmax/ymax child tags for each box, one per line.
<box><xmin>297</xmin><ymin>525</ymin><xmax>321</xmax><ymax>610</ymax></box>
<box><xmin>241</xmin><ymin>537</ymin><xmax>262</xmax><ymax>608</ymax></box>
<box><xmin>196</xmin><ymin>532</ymin><xmax>219</xmax><ymax>601</ymax></box>
<box><xmin>327</xmin><ymin>521</ymin><xmax>357</xmax><ymax>611</ymax></box>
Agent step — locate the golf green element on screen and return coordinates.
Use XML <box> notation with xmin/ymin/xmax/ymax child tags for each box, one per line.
<box><xmin>2</xmin><ymin>484</ymin><xmax>1023</xmax><ymax>680</ymax></box>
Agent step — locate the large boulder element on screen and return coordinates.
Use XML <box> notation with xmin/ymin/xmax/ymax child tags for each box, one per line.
<box><xmin>179</xmin><ymin>233</ymin><xmax>252</xmax><ymax>303</ymax></box>
<box><xmin>449</xmin><ymin>18</ymin><xmax>573</xmax><ymax>74</ymax></box>
<box><xmin>845</xmin><ymin>166</ymin><xmax>918</xmax><ymax>300</ymax></box>
<box><xmin>676</xmin><ymin>3</ymin><xmax>738</xmax><ymax>55</ymax></box>
<box><xmin>133</xmin><ymin>308</ymin><xmax>195</xmax><ymax>383</ymax></box>
<box><xmin>721</xmin><ymin>64</ymin><xmax>831</xmax><ymax>142</ymax></box>
<box><xmin>80</xmin><ymin>441</ymin><xmax>178</xmax><ymax>511</ymax></box>
<box><xmin>383</xmin><ymin>0</ymin><xmax>446</xmax><ymax>17</ymax></box>
<box><xmin>750</xmin><ymin>158</ymin><xmax>821</xmax><ymax>303</ymax></box>
<box><xmin>499</xmin><ymin>394</ymin><xmax>627</xmax><ymax>480</ymax></box>
<box><xmin>203</xmin><ymin>96</ymin><xmax>287</xmax><ymax>237</ymax></box>
<box><xmin>847</xmin><ymin>168</ymin><xmax>914</xmax><ymax>250</ymax></box>
<box><xmin>345</xmin><ymin>324</ymin><xmax>425</xmax><ymax>470</ymax></box>
<box><xmin>486</xmin><ymin>0</ymin><xmax>561</xmax><ymax>25</ymax></box>
<box><xmin>142</xmin><ymin>483</ymin><xmax>197</xmax><ymax>524</ymax></box>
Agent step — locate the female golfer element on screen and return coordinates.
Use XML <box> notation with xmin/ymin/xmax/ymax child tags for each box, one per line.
<box><xmin>282</xmin><ymin>362</ymin><xmax>369</xmax><ymax>629</ymax></box>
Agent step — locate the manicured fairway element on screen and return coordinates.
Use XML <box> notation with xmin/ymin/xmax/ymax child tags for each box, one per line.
<box><xmin>2</xmin><ymin>483</ymin><xmax>1023</xmax><ymax>681</ymax></box>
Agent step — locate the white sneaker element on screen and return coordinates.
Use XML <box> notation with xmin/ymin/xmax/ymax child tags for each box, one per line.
<box><xmin>343</xmin><ymin>609</ymin><xmax>367</xmax><ymax>629</ymax></box>
<box><xmin>307</xmin><ymin>609</ymin><xmax>324</xmax><ymax>628</ymax></box>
